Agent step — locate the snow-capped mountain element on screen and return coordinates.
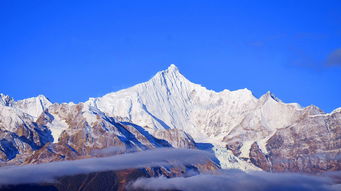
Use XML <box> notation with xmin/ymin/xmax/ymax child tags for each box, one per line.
<box><xmin>87</xmin><ymin>64</ymin><xmax>304</xmax><ymax>143</ymax></box>
<box><xmin>0</xmin><ymin>64</ymin><xmax>340</xmax><ymax>173</ymax></box>
<box><xmin>85</xmin><ymin>64</ymin><xmax>340</xmax><ymax>171</ymax></box>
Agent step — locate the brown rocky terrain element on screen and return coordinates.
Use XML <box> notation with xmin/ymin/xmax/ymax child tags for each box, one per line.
<box><xmin>229</xmin><ymin>107</ymin><xmax>341</xmax><ymax>174</ymax></box>
<box><xmin>0</xmin><ymin>100</ymin><xmax>218</xmax><ymax>190</ymax></box>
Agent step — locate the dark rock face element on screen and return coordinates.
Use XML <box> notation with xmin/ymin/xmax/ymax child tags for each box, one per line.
<box><xmin>0</xmin><ymin>169</ymin><xmax>147</xmax><ymax>191</ymax></box>
<box><xmin>249</xmin><ymin>142</ymin><xmax>271</xmax><ymax>171</ymax></box>
<box><xmin>0</xmin><ymin>184</ymin><xmax>58</xmax><ymax>191</ymax></box>
<box><xmin>0</xmin><ymin>168</ymin><xmax>184</xmax><ymax>191</ymax></box>
<box><xmin>54</xmin><ymin>169</ymin><xmax>148</xmax><ymax>191</ymax></box>
<box><xmin>0</xmin><ymin>121</ymin><xmax>53</xmax><ymax>165</ymax></box>
<box><xmin>226</xmin><ymin>141</ymin><xmax>242</xmax><ymax>157</ymax></box>
<box><xmin>0</xmin><ymin>139</ymin><xmax>19</xmax><ymax>160</ymax></box>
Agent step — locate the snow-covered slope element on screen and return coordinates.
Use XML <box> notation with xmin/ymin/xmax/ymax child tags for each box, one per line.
<box><xmin>0</xmin><ymin>94</ymin><xmax>51</xmax><ymax>119</ymax></box>
<box><xmin>0</xmin><ymin>94</ymin><xmax>14</xmax><ymax>106</ymax></box>
<box><xmin>13</xmin><ymin>95</ymin><xmax>52</xmax><ymax>118</ymax></box>
<box><xmin>0</xmin><ymin>95</ymin><xmax>197</xmax><ymax>166</ymax></box>
<box><xmin>87</xmin><ymin>65</ymin><xmax>305</xmax><ymax>139</ymax></box>
<box><xmin>84</xmin><ymin>64</ymin><xmax>329</xmax><ymax>170</ymax></box>
<box><xmin>0</xmin><ymin>94</ymin><xmax>51</xmax><ymax>132</ymax></box>
<box><xmin>86</xmin><ymin>65</ymin><xmax>259</xmax><ymax>140</ymax></box>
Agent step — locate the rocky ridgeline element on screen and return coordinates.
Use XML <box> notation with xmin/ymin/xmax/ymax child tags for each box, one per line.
<box><xmin>0</xmin><ymin>65</ymin><xmax>340</xmax><ymax>175</ymax></box>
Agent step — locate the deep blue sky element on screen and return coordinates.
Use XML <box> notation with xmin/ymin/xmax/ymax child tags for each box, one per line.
<box><xmin>1</xmin><ymin>0</ymin><xmax>341</xmax><ymax>112</ymax></box>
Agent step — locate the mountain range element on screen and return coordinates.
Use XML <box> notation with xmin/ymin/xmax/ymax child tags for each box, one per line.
<box><xmin>0</xmin><ymin>64</ymin><xmax>340</xmax><ymax>189</ymax></box>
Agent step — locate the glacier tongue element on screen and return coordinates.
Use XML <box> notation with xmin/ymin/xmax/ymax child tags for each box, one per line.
<box><xmin>47</xmin><ymin>114</ymin><xmax>68</xmax><ymax>143</ymax></box>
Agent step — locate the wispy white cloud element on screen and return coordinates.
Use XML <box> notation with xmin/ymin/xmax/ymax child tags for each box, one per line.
<box><xmin>327</xmin><ymin>48</ymin><xmax>341</xmax><ymax>66</ymax></box>
<box><xmin>129</xmin><ymin>170</ymin><xmax>341</xmax><ymax>191</ymax></box>
<box><xmin>0</xmin><ymin>148</ymin><xmax>213</xmax><ymax>186</ymax></box>
<box><xmin>290</xmin><ymin>47</ymin><xmax>341</xmax><ymax>69</ymax></box>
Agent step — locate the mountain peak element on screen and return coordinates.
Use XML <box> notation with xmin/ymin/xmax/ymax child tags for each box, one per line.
<box><xmin>151</xmin><ymin>64</ymin><xmax>186</xmax><ymax>83</ymax></box>
<box><xmin>160</xmin><ymin>64</ymin><xmax>180</xmax><ymax>76</ymax></box>
<box><xmin>260</xmin><ymin>91</ymin><xmax>282</xmax><ymax>102</ymax></box>
<box><xmin>166</xmin><ymin>64</ymin><xmax>179</xmax><ymax>72</ymax></box>
<box><xmin>36</xmin><ymin>94</ymin><xmax>51</xmax><ymax>102</ymax></box>
<box><xmin>0</xmin><ymin>93</ymin><xmax>14</xmax><ymax>106</ymax></box>
<box><xmin>14</xmin><ymin>95</ymin><xmax>52</xmax><ymax>118</ymax></box>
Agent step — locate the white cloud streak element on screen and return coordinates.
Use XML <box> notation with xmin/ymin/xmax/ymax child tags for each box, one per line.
<box><xmin>130</xmin><ymin>170</ymin><xmax>341</xmax><ymax>191</ymax></box>
<box><xmin>0</xmin><ymin>148</ymin><xmax>213</xmax><ymax>186</ymax></box>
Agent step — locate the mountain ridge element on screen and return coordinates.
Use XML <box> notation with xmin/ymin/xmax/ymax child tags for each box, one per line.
<box><xmin>0</xmin><ymin>64</ymin><xmax>340</xmax><ymax>173</ymax></box>
<box><xmin>2</xmin><ymin>64</ymin><xmax>337</xmax><ymax>115</ymax></box>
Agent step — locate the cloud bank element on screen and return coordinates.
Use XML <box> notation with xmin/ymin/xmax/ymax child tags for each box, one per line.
<box><xmin>1</xmin><ymin>147</ymin><xmax>340</xmax><ymax>191</ymax></box>
<box><xmin>0</xmin><ymin>148</ymin><xmax>213</xmax><ymax>186</ymax></box>
<box><xmin>130</xmin><ymin>170</ymin><xmax>341</xmax><ymax>191</ymax></box>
